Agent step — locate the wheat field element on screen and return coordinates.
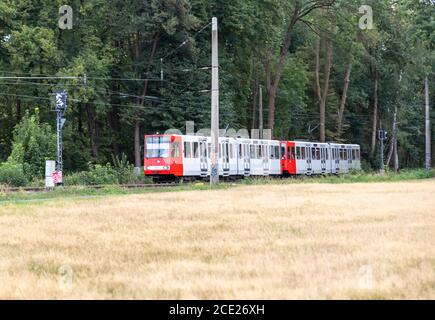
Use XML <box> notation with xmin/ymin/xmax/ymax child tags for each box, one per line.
<box><xmin>0</xmin><ymin>179</ymin><xmax>434</xmax><ymax>299</ymax></box>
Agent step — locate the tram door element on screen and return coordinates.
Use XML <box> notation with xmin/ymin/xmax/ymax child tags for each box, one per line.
<box><xmin>321</xmin><ymin>148</ymin><xmax>326</xmax><ymax>172</ymax></box>
<box><xmin>243</xmin><ymin>144</ymin><xmax>250</xmax><ymax>175</ymax></box>
<box><xmin>348</xmin><ymin>148</ymin><xmax>353</xmax><ymax>167</ymax></box>
<box><xmin>222</xmin><ymin>141</ymin><xmax>230</xmax><ymax>175</ymax></box>
<box><xmin>199</xmin><ymin>139</ymin><xmax>208</xmax><ymax>177</ymax></box>
<box><xmin>334</xmin><ymin>148</ymin><xmax>340</xmax><ymax>173</ymax></box>
<box><xmin>262</xmin><ymin>144</ymin><xmax>269</xmax><ymax>175</ymax></box>
<box><xmin>306</xmin><ymin>146</ymin><xmax>312</xmax><ymax>174</ymax></box>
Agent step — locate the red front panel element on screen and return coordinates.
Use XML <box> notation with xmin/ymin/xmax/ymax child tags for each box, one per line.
<box><xmin>144</xmin><ymin>135</ymin><xmax>183</xmax><ymax>176</ymax></box>
<box><xmin>280</xmin><ymin>141</ymin><xmax>297</xmax><ymax>175</ymax></box>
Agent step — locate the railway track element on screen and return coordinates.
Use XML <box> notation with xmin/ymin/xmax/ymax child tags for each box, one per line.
<box><xmin>1</xmin><ymin>183</ymin><xmax>181</xmax><ymax>194</ymax></box>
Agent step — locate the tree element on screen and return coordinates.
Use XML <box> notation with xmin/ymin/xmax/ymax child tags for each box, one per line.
<box><xmin>264</xmin><ymin>0</ymin><xmax>336</xmax><ymax>134</ymax></box>
<box><xmin>7</xmin><ymin>111</ymin><xmax>56</xmax><ymax>180</ymax></box>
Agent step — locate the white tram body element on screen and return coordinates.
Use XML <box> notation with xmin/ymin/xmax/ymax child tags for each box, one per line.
<box><xmin>144</xmin><ymin>134</ymin><xmax>361</xmax><ymax>179</ymax></box>
<box><xmin>180</xmin><ymin>135</ymin><xmax>281</xmax><ymax>177</ymax></box>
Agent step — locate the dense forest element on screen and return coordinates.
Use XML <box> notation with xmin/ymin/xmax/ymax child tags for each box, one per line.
<box><xmin>0</xmin><ymin>0</ymin><xmax>434</xmax><ymax>179</ymax></box>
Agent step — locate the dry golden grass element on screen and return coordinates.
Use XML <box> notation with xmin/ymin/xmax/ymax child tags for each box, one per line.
<box><xmin>0</xmin><ymin>180</ymin><xmax>434</xmax><ymax>299</ymax></box>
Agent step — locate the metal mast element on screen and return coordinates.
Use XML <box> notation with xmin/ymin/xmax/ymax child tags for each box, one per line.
<box><xmin>210</xmin><ymin>17</ymin><xmax>219</xmax><ymax>185</ymax></box>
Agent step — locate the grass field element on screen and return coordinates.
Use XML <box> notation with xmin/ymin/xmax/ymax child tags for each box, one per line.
<box><xmin>0</xmin><ymin>178</ymin><xmax>434</xmax><ymax>299</ymax></box>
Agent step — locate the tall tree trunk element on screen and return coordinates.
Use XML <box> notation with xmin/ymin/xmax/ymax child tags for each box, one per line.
<box><xmin>251</xmin><ymin>76</ymin><xmax>259</xmax><ymax>131</ymax></box>
<box><xmin>370</xmin><ymin>75</ymin><xmax>379</xmax><ymax>158</ymax></box>
<box><xmin>133</xmin><ymin>33</ymin><xmax>160</xmax><ymax>168</ymax></box>
<box><xmin>320</xmin><ymin>40</ymin><xmax>333</xmax><ymax>142</ymax></box>
<box><xmin>264</xmin><ymin>1</ymin><xmax>337</xmax><ymax>134</ymax></box>
<box><xmin>337</xmin><ymin>60</ymin><xmax>353</xmax><ymax>136</ymax></box>
<box><xmin>386</xmin><ymin>137</ymin><xmax>394</xmax><ymax>166</ymax></box>
<box><xmin>314</xmin><ymin>37</ymin><xmax>333</xmax><ymax>143</ymax></box>
<box><xmin>266</xmin><ymin>11</ymin><xmax>299</xmax><ymax>133</ymax></box>
<box><xmin>386</xmin><ymin>108</ymin><xmax>398</xmax><ymax>167</ymax></box>
<box><xmin>393</xmin><ymin>107</ymin><xmax>399</xmax><ymax>172</ymax></box>
<box><xmin>77</xmin><ymin>102</ymin><xmax>83</xmax><ymax>135</ymax></box>
<box><xmin>315</xmin><ymin>38</ymin><xmax>322</xmax><ymax>104</ymax></box>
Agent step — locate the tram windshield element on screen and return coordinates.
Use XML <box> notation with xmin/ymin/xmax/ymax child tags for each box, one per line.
<box><xmin>146</xmin><ymin>136</ymin><xmax>171</xmax><ymax>158</ymax></box>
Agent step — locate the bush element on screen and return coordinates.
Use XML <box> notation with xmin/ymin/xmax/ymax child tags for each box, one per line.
<box><xmin>64</xmin><ymin>163</ymin><xmax>119</xmax><ymax>186</ymax></box>
<box><xmin>112</xmin><ymin>153</ymin><xmax>138</xmax><ymax>184</ymax></box>
<box><xmin>63</xmin><ymin>155</ymin><xmax>152</xmax><ymax>186</ymax></box>
<box><xmin>0</xmin><ymin>162</ymin><xmax>28</xmax><ymax>187</ymax></box>
<box><xmin>8</xmin><ymin>112</ymin><xmax>56</xmax><ymax>181</ymax></box>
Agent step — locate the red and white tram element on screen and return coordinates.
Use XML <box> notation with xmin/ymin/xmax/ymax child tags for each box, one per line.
<box><xmin>144</xmin><ymin>134</ymin><xmax>361</xmax><ymax>180</ymax></box>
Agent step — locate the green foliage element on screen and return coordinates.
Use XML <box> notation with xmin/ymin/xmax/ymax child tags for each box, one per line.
<box><xmin>241</xmin><ymin>169</ymin><xmax>434</xmax><ymax>185</ymax></box>
<box><xmin>64</xmin><ymin>158</ymin><xmax>150</xmax><ymax>186</ymax></box>
<box><xmin>112</xmin><ymin>153</ymin><xmax>140</xmax><ymax>184</ymax></box>
<box><xmin>64</xmin><ymin>164</ymin><xmax>119</xmax><ymax>186</ymax></box>
<box><xmin>0</xmin><ymin>0</ymin><xmax>433</xmax><ymax>172</ymax></box>
<box><xmin>7</xmin><ymin>112</ymin><xmax>56</xmax><ymax>181</ymax></box>
<box><xmin>0</xmin><ymin>162</ymin><xmax>28</xmax><ymax>187</ymax></box>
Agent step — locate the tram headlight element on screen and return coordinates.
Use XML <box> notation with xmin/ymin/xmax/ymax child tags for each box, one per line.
<box><xmin>145</xmin><ymin>165</ymin><xmax>170</xmax><ymax>170</ymax></box>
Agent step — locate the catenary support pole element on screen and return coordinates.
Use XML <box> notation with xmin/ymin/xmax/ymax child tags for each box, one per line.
<box><xmin>210</xmin><ymin>17</ymin><xmax>219</xmax><ymax>185</ymax></box>
<box><xmin>425</xmin><ymin>76</ymin><xmax>431</xmax><ymax>170</ymax></box>
<box><xmin>259</xmin><ymin>85</ymin><xmax>263</xmax><ymax>139</ymax></box>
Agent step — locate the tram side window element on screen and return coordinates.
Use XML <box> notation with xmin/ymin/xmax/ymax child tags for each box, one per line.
<box><xmin>239</xmin><ymin>144</ymin><xmax>243</xmax><ymax>157</ymax></box>
<box><xmin>250</xmin><ymin>145</ymin><xmax>255</xmax><ymax>158</ymax></box>
<box><xmin>301</xmin><ymin>147</ymin><xmax>306</xmax><ymax>159</ymax></box>
<box><xmin>282</xmin><ymin>146</ymin><xmax>287</xmax><ymax>159</ymax></box>
<box><xmin>192</xmin><ymin>142</ymin><xmax>199</xmax><ymax>158</ymax></box>
<box><xmin>229</xmin><ymin>145</ymin><xmax>234</xmax><ymax>159</ymax></box>
<box><xmin>184</xmin><ymin>142</ymin><xmax>192</xmax><ymax>158</ymax></box>
<box><xmin>207</xmin><ymin>143</ymin><xmax>211</xmax><ymax>158</ymax></box>
<box><xmin>291</xmin><ymin>147</ymin><xmax>295</xmax><ymax>160</ymax></box>
<box><xmin>269</xmin><ymin>146</ymin><xmax>274</xmax><ymax>159</ymax></box>
<box><xmin>312</xmin><ymin>148</ymin><xmax>316</xmax><ymax>160</ymax></box>
<box><xmin>201</xmin><ymin>144</ymin><xmax>207</xmax><ymax>158</ymax></box>
<box><xmin>171</xmin><ymin>142</ymin><xmax>180</xmax><ymax>158</ymax></box>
